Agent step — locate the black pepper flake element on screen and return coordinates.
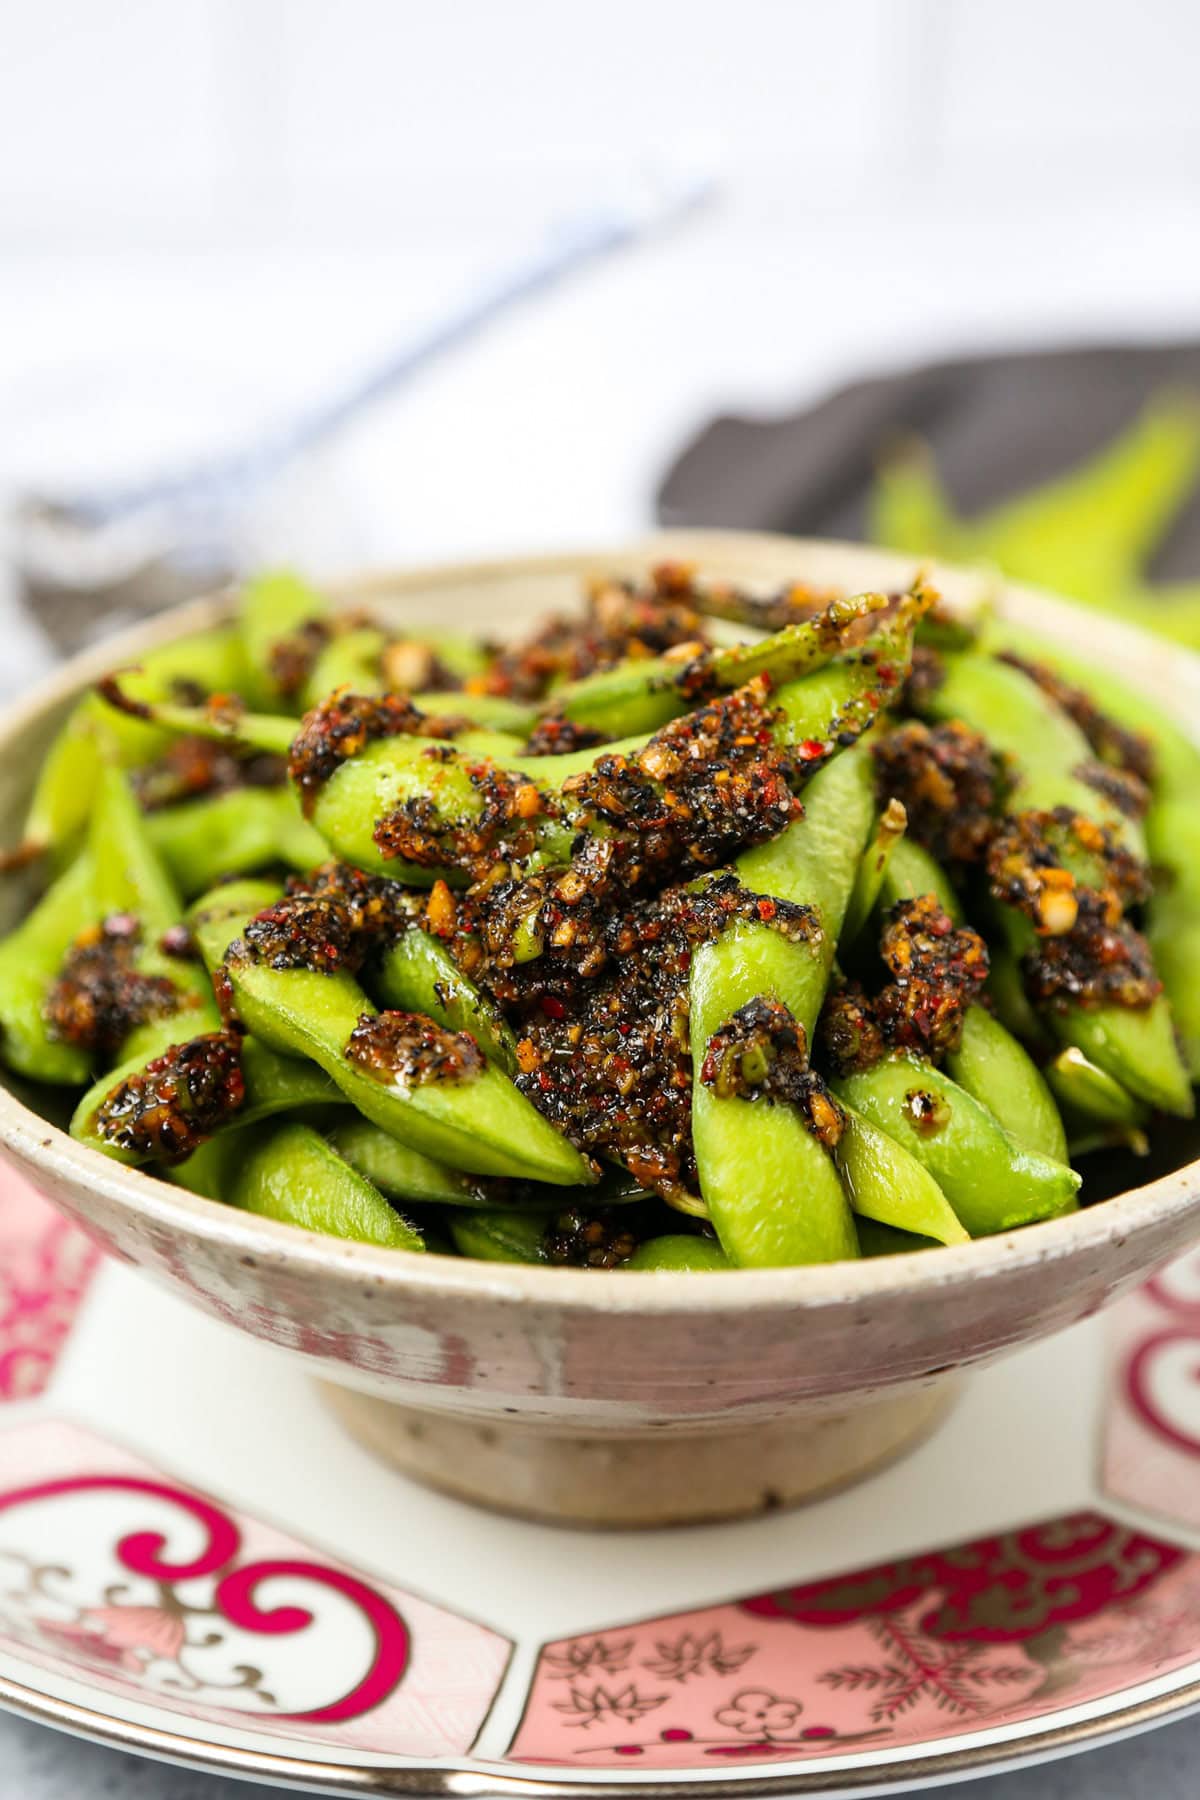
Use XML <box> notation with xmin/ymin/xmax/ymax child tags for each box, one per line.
<box><xmin>373</xmin><ymin>762</ymin><xmax>552</xmax><ymax>877</ymax></box>
<box><xmin>94</xmin><ymin>1029</ymin><xmax>245</xmax><ymax>1161</ymax></box>
<box><xmin>472</xmin><ymin>565</ymin><xmax>715</xmax><ymax>703</ymax></box>
<box><xmin>872</xmin><ymin>719</ymin><xmax>1002</xmax><ymax>870</ymax></box>
<box><xmin>346</xmin><ymin>1010</ymin><xmax>485</xmax><ymax>1087</ymax></box>
<box><xmin>231</xmin><ymin>863</ymin><xmax>419</xmax><ymax>976</ymax></box>
<box><xmin>699</xmin><ymin>995</ymin><xmax>843</xmax><ymax>1147</ymax></box>
<box><xmin>819</xmin><ymin>897</ymin><xmax>988</xmax><ymax>1074</ymax></box>
<box><xmin>46</xmin><ymin>917</ymin><xmax>180</xmax><ymax>1056</ymax></box>
<box><xmin>289</xmin><ymin>692</ymin><xmax>473</xmax><ymax>815</ymax></box>
<box><xmin>542</xmin><ymin>1205</ymin><xmax>641</xmax><ymax>1269</ymax></box>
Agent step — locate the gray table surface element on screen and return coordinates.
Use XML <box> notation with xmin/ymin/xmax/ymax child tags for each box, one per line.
<box><xmin>2</xmin><ymin>1709</ymin><xmax>1198</xmax><ymax>1798</ymax></box>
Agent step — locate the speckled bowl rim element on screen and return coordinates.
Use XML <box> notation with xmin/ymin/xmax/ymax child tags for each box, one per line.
<box><xmin>1</xmin><ymin>530</ymin><xmax>1197</xmax><ymax>1320</ymax></box>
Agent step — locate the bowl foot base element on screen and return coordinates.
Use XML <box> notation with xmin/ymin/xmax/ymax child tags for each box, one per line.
<box><xmin>320</xmin><ymin>1378</ymin><xmax>959</xmax><ymax>1528</ymax></box>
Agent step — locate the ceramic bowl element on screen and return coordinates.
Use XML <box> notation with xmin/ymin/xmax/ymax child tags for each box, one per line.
<box><xmin>2</xmin><ymin>533</ymin><xmax>1198</xmax><ymax>1528</ymax></box>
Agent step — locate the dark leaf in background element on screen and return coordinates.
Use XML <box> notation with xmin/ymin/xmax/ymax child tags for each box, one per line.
<box><xmin>656</xmin><ymin>342</ymin><xmax>1200</xmax><ymax>581</ymax></box>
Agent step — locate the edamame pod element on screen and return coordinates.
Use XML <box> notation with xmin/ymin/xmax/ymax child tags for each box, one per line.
<box><xmin>0</xmin><ymin>852</ymin><xmax>95</xmax><ymax>1084</ymax></box>
<box><xmin>841</xmin><ymin>798</ymin><xmax>907</xmax><ymax>946</ymax></box>
<box><xmin>687</xmin><ymin>609</ymin><xmax>929</xmax><ymax>1268</ymax></box>
<box><xmin>878</xmin><ymin>835</ymin><xmax>960</xmax><ymax>918</ymax></box>
<box><xmin>873</xmin><ymin>835</ymin><xmax>1068</xmax><ymax>1162</ymax></box>
<box><xmin>148</xmin><ymin>787</ymin><xmax>326</xmax><ymax>898</ymax></box>
<box><xmin>834</xmin><ymin>1104</ymin><xmax>968</xmax><ymax>1245</ymax></box>
<box><xmin>414</xmin><ymin>690</ymin><xmax>537</xmax><ymax>734</ymax></box>
<box><xmin>188</xmin><ymin>882</ymin><xmax>594</xmax><ymax>1186</ymax></box>
<box><xmin>227</xmin><ymin>1119</ymin><xmax>424</xmax><ymax>1250</ymax></box>
<box><xmin>372</xmin><ymin>930</ymin><xmax>517</xmax><ymax>1072</ymax></box>
<box><xmin>69</xmin><ymin>812</ymin><xmax>337</xmax><ymax>1164</ymax></box>
<box><xmin>449</xmin><ymin>1209</ymin><xmax>551</xmax><ymax>1263</ymax></box>
<box><xmin>543</xmin><ymin>590</ymin><xmax>889</xmax><ymax>740</ymax></box>
<box><xmin>238</xmin><ymin>570</ymin><xmax>330</xmax><ymax>711</ymax></box>
<box><xmin>328</xmin><ymin>1115</ymin><xmax>485</xmax><ymax>1205</ymax></box>
<box><xmin>1045</xmin><ymin>1045</ymin><xmax>1149</xmax><ymax>1132</ymax></box>
<box><xmin>927</xmin><ymin>652</ymin><xmax>1191</xmax><ymax>1116</ymax></box>
<box><xmin>984</xmin><ymin>935</ymin><xmax>1051</xmax><ymax>1050</ymax></box>
<box><xmin>301</xmin><ymin>626</ymin><xmax>387</xmax><ymax>711</ymax></box>
<box><xmin>625</xmin><ymin>1235</ymin><xmax>730</xmax><ymax>1271</ymax></box>
<box><xmin>690</xmin><ymin>748</ymin><xmax>876</xmax><ymax>1267</ymax></box>
<box><xmin>1146</xmin><ymin>874</ymin><xmax>1200</xmax><ymax>1080</ymax></box>
<box><xmin>72</xmin><ymin>988</ymin><xmax>340</xmax><ymax>1168</ymax></box>
<box><xmin>946</xmin><ymin>1006</ymin><xmax>1068</xmax><ymax>1165</ymax></box>
<box><xmin>970</xmin><ymin>398</ymin><xmax>1200</xmax><ymax>605</ymax></box>
<box><xmin>85</xmin><ymin>764</ymin><xmax>213</xmax><ymax>1072</ymax></box>
<box><xmin>869</xmin><ymin>400</ymin><xmax>1200</xmax><ymax>610</ymax></box>
<box><xmin>986</xmin><ymin>622</ymin><xmax>1200</xmax><ymax>1079</ymax></box>
<box><xmin>929</xmin><ymin>653</ymin><xmax>1144</xmax><ymax>855</ymax></box>
<box><xmin>869</xmin><ymin>439</ymin><xmax>968</xmax><ymax>564</ymax></box>
<box><xmin>834</xmin><ymin>1052</ymin><xmax>1080</xmax><ymax>1236</ymax></box>
<box><xmin>18</xmin><ymin>627</ymin><xmax>248</xmax><ymax>863</ymax></box>
<box><xmin>856</xmin><ymin>1218</ymin><xmax>941</xmax><ymax>1257</ymax></box>
<box><xmin>170</xmin><ymin>1127</ymin><xmax>248</xmax><ymax>1200</ymax></box>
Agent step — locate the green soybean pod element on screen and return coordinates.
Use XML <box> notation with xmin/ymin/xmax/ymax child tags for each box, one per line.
<box><xmin>690</xmin><ymin>747</ymin><xmax>875</xmax><ymax>1268</ymax></box>
<box><xmin>72</xmin><ymin>1014</ymin><xmax>340</xmax><ymax>1172</ymax></box>
<box><xmin>300</xmin><ymin>627</ymin><xmax>388</xmax><ymax>711</ymax></box>
<box><xmin>929</xmin><ymin>652</ymin><xmax>1144</xmax><ymax>856</ymax></box>
<box><xmin>946</xmin><ymin>1007</ymin><xmax>1068</xmax><ymax>1166</ymax></box>
<box><xmin>171</xmin><ymin>1126</ymin><xmax>254</xmax><ymax>1201</ymax></box>
<box><xmin>971</xmin><ymin>398</ymin><xmax>1200</xmax><ymax>605</ymax></box>
<box><xmin>545</xmin><ymin>592</ymin><xmax>889</xmax><ymax>742</ymax></box>
<box><xmin>874</xmin><ymin>836</ymin><xmax>1068</xmax><ymax>1162</ymax></box>
<box><xmin>412</xmin><ymin>690</ymin><xmax>538</xmax><ymax>734</ymax></box>
<box><xmin>20</xmin><ymin>626</ymin><xmax>249</xmax><ymax>861</ymax></box>
<box><xmin>834</xmin><ymin>1104</ymin><xmax>968</xmax><ymax>1245</ymax></box>
<box><xmin>328</xmin><ymin>1115</ymin><xmax>484</xmax><ymax>1205</ymax></box>
<box><xmin>984</xmin><ymin>936</ymin><xmax>1051</xmax><ymax>1051</ymax></box>
<box><xmin>841</xmin><ymin>799</ymin><xmax>908</xmax><ymax>947</ymax></box>
<box><xmin>148</xmin><ymin>788</ymin><xmax>327</xmax><ymax>899</ymax></box>
<box><xmin>227</xmin><ymin>1119</ymin><xmax>424</xmax><ymax>1250</ymax></box>
<box><xmin>75</xmin><ymin>763</ymin><xmax>216</xmax><ymax>1091</ymax></box>
<box><xmin>238</xmin><ymin>569</ymin><xmax>330</xmax><ymax>711</ymax></box>
<box><xmin>449</xmin><ymin>1209</ymin><xmax>552</xmax><ymax>1264</ymax></box>
<box><xmin>834</xmin><ymin>1052</ymin><xmax>1080</xmax><ymax>1237</ymax></box>
<box><xmin>0</xmin><ymin>852</ymin><xmax>95</xmax><ymax>1084</ymax></box>
<box><xmin>625</xmin><ymin>1236</ymin><xmax>730</xmax><ymax>1271</ymax></box>
<box><xmin>188</xmin><ymin>882</ymin><xmax>594</xmax><ymax>1187</ymax></box>
<box><xmin>984</xmin><ymin>620</ymin><xmax>1200</xmax><ymax>1079</ymax></box>
<box><xmin>419</xmin><ymin>632</ymin><xmax>492</xmax><ymax>683</ymax></box>
<box><xmin>927</xmin><ymin>653</ymin><xmax>1190</xmax><ymax>1117</ymax></box>
<box><xmin>373</xmin><ymin>931</ymin><xmax>517</xmax><ymax>1072</ymax></box>
<box><xmin>688</xmin><ymin>622</ymin><xmax>926</xmax><ymax>1271</ymax></box>
<box><xmin>855</xmin><ymin>1218</ymin><xmax>942</xmax><ymax>1257</ymax></box>
<box><xmin>869</xmin><ymin>438</ymin><xmax>969</xmax><ymax>564</ymax></box>
<box><xmin>1046</xmin><ymin>1046</ymin><xmax>1146</xmax><ymax>1124</ymax></box>
<box><xmin>878</xmin><ymin>836</ymin><xmax>961</xmax><ymax>918</ymax></box>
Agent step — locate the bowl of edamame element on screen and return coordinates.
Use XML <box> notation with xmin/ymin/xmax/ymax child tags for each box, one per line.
<box><xmin>0</xmin><ymin>534</ymin><xmax>1197</xmax><ymax>1527</ymax></box>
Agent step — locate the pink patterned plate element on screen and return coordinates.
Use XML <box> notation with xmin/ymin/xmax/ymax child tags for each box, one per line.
<box><xmin>0</xmin><ymin>1163</ymin><xmax>1198</xmax><ymax>1797</ymax></box>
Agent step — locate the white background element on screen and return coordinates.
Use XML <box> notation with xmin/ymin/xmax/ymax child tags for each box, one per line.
<box><xmin>1</xmin><ymin>0</ymin><xmax>1199</xmax><ymax>603</ymax></box>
